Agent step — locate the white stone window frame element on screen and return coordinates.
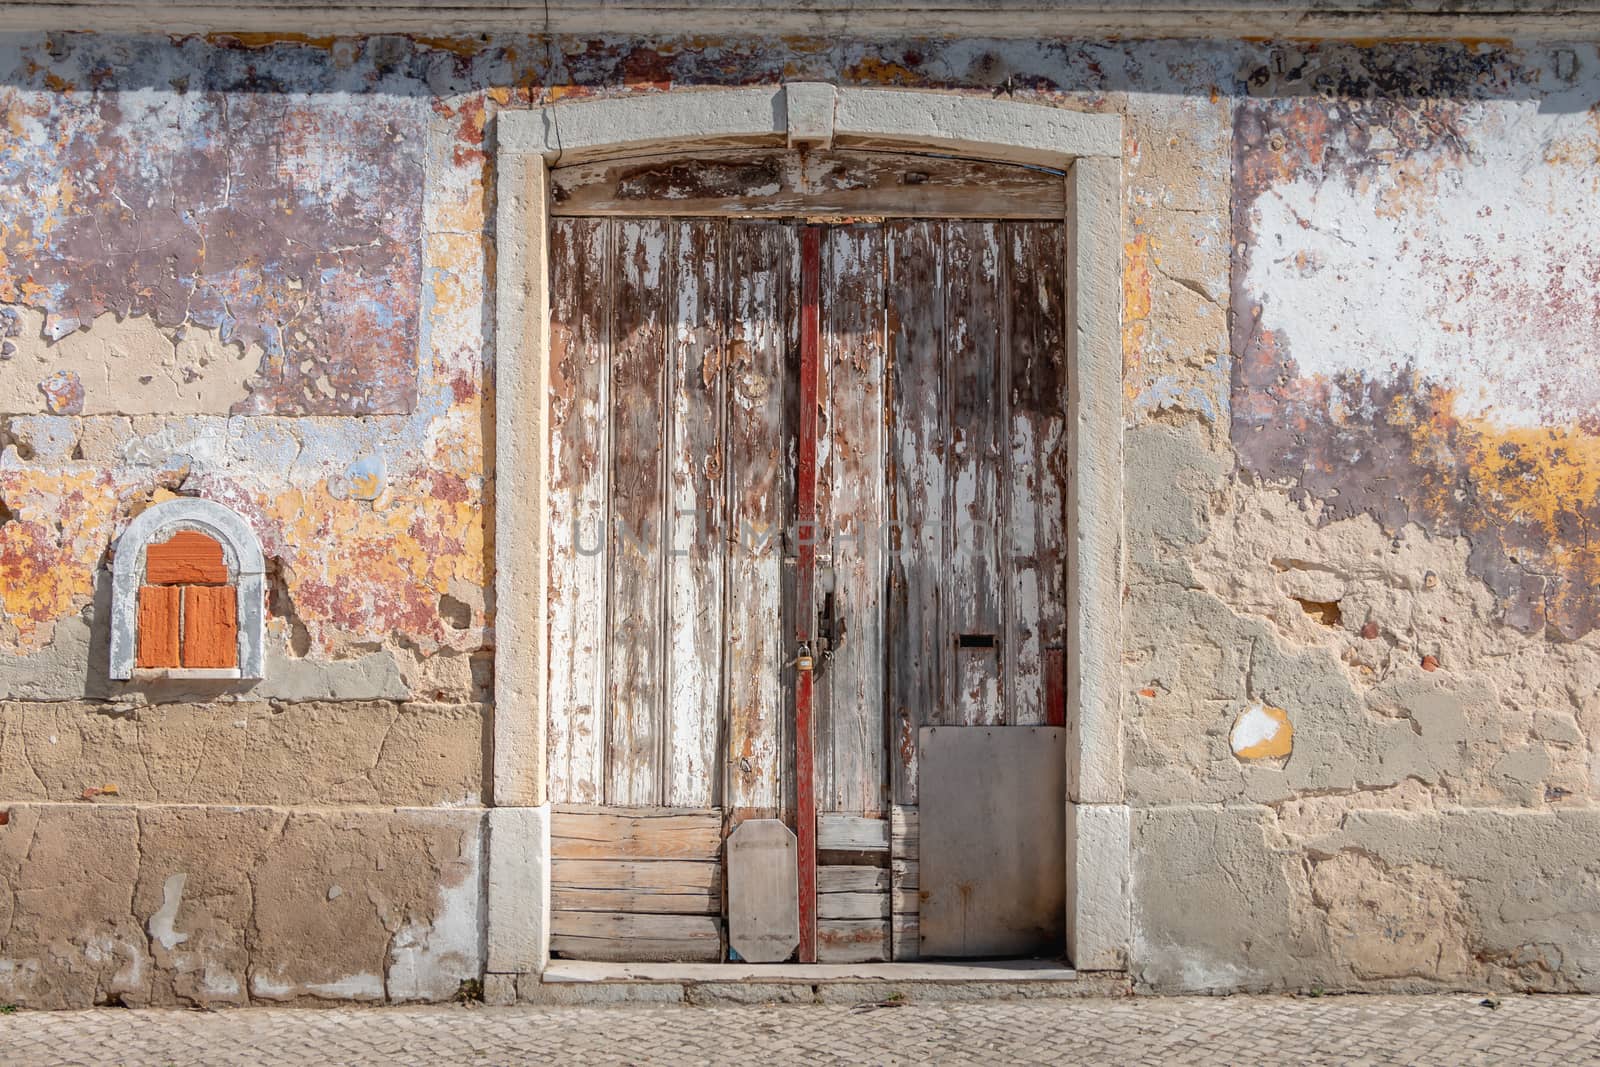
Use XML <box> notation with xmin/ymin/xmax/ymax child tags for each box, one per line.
<box><xmin>108</xmin><ymin>497</ymin><xmax>267</xmax><ymax>681</ymax></box>
<box><xmin>490</xmin><ymin>84</ymin><xmax>1126</xmax><ymax>976</ymax></box>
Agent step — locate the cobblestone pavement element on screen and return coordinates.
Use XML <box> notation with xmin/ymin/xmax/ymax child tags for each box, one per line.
<box><xmin>1</xmin><ymin>993</ymin><xmax>1597</xmax><ymax>1066</ymax></box>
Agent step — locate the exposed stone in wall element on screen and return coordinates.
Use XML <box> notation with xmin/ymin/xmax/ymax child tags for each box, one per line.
<box><xmin>1308</xmin><ymin>850</ymin><xmax>1475</xmax><ymax>984</ymax></box>
<box><xmin>1132</xmin><ymin>804</ymin><xmax>1600</xmax><ymax>993</ymax></box>
<box><xmin>0</xmin><ymin>701</ymin><xmax>484</xmax><ymax>806</ymax></box>
<box><xmin>1128</xmin><ymin>418</ymin><xmax>1600</xmax><ymax>991</ymax></box>
<box><xmin>0</xmin><ymin>803</ymin><xmax>483</xmax><ymax>1008</ymax></box>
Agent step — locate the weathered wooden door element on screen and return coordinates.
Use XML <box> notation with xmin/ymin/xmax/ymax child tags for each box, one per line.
<box><xmin>544</xmin><ymin>153</ymin><xmax>1067</xmax><ymax>964</ymax></box>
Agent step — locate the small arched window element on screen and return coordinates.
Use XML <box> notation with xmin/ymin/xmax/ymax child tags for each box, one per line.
<box><xmin>109</xmin><ymin>499</ymin><xmax>265</xmax><ymax>680</ymax></box>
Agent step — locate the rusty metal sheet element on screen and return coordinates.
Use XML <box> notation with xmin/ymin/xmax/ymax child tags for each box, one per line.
<box><xmin>918</xmin><ymin>725</ymin><xmax>1065</xmax><ymax>959</ymax></box>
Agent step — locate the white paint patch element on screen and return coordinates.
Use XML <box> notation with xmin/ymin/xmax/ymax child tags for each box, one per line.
<box><xmin>86</xmin><ymin>932</ymin><xmax>146</xmax><ymax>995</ymax></box>
<box><xmin>147</xmin><ymin>873</ymin><xmax>190</xmax><ymax>951</ymax></box>
<box><xmin>248</xmin><ymin>973</ymin><xmax>292</xmax><ymax>999</ymax></box>
<box><xmin>306</xmin><ymin>974</ymin><xmax>387</xmax><ymax>1000</ymax></box>
<box><xmin>1230</xmin><ymin>704</ymin><xmax>1282</xmax><ymax>756</ymax></box>
<box><xmin>1246</xmin><ymin>88</ymin><xmax>1600</xmax><ymax>429</ymax></box>
<box><xmin>200</xmin><ymin>967</ymin><xmax>241</xmax><ymax>999</ymax></box>
<box><xmin>249</xmin><ymin>971</ymin><xmax>385</xmax><ymax>1001</ymax></box>
<box><xmin>385</xmin><ymin>819</ymin><xmax>484</xmax><ymax>1001</ymax></box>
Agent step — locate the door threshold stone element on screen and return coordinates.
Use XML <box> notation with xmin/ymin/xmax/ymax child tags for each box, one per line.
<box><xmin>509</xmin><ymin>960</ymin><xmax>1131</xmax><ymax>1005</ymax></box>
<box><xmin>545</xmin><ymin>960</ymin><xmax>1076</xmax><ymax>983</ymax></box>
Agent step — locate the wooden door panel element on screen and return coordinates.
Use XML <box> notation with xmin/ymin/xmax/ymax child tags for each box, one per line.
<box><xmin>943</xmin><ymin>221</ymin><xmax>1007</xmax><ymax>727</ymax></box>
<box><xmin>886</xmin><ymin>220</ymin><xmax>946</xmax><ymax>807</ymax></box>
<box><xmin>664</xmin><ymin>219</ymin><xmax>727</xmax><ymax>807</ymax></box>
<box><xmin>724</xmin><ymin>220</ymin><xmax>796</xmax><ymax>818</ymax></box>
<box><xmin>1004</xmin><ymin>223</ymin><xmax>1069</xmax><ymax>727</ymax></box>
<box><xmin>551</xmin><ymin>149</ymin><xmax>1067</xmax><ymax>220</ymax></box>
<box><xmin>606</xmin><ymin>218</ymin><xmax>671</xmax><ymax>807</ymax></box>
<box><xmin>546</xmin><ymin>206</ymin><xmax>1070</xmax><ymax>966</ymax></box>
<box><xmin>818</xmin><ymin>224</ymin><xmax>888</xmax><ymax>815</ymax></box>
<box><xmin>886</xmin><ymin>220</ymin><xmax>1069</xmax><ymax>789</ymax></box>
<box><xmin>548</xmin><ymin>217</ymin><xmax>613</xmax><ymax>805</ymax></box>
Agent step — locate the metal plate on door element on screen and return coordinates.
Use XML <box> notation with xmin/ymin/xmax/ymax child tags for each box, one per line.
<box><xmin>918</xmin><ymin>726</ymin><xmax>1066</xmax><ymax>958</ymax></box>
<box><xmin>727</xmin><ymin>818</ymin><xmax>801</xmax><ymax>963</ymax></box>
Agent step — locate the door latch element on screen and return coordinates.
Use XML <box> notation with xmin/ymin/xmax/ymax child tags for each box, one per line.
<box><xmin>815</xmin><ymin>568</ymin><xmax>847</xmax><ymax>672</ymax></box>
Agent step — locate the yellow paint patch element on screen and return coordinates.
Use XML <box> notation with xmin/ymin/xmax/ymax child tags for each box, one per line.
<box><xmin>1397</xmin><ymin>391</ymin><xmax>1600</xmax><ymax>628</ymax></box>
<box><xmin>1122</xmin><ymin>232</ymin><xmax>1153</xmax><ymax>399</ymax></box>
<box><xmin>0</xmin><ymin>468</ymin><xmax>118</xmax><ymax>651</ymax></box>
<box><xmin>1230</xmin><ymin>703</ymin><xmax>1293</xmax><ymax>761</ymax></box>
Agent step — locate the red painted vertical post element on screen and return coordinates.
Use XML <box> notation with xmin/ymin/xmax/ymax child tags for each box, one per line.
<box><xmin>795</xmin><ymin>225</ymin><xmax>821</xmax><ymax>963</ymax></box>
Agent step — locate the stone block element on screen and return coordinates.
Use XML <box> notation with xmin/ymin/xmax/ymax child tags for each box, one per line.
<box><xmin>0</xmin><ymin>803</ymin><xmax>486</xmax><ymax>1008</ymax></box>
<box><xmin>0</xmin><ymin>701</ymin><xmax>484</xmax><ymax>807</ymax></box>
<box><xmin>486</xmin><ymin>805</ymin><xmax>550</xmax><ymax>975</ymax></box>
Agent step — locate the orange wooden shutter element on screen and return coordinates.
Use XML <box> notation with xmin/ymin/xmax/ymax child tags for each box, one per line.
<box><xmin>145</xmin><ymin>530</ymin><xmax>229</xmax><ymax>584</ymax></box>
<box><xmin>181</xmin><ymin>585</ymin><xmax>238</xmax><ymax>669</ymax></box>
<box><xmin>135</xmin><ymin>585</ymin><xmax>182</xmax><ymax>668</ymax></box>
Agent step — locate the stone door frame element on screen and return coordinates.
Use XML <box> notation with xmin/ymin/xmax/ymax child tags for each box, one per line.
<box><xmin>488</xmin><ymin>83</ymin><xmax>1127</xmax><ymax>978</ymax></box>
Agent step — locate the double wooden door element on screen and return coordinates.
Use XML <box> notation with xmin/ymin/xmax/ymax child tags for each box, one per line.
<box><xmin>546</xmin><ymin>203</ymin><xmax>1067</xmax><ymax>961</ymax></box>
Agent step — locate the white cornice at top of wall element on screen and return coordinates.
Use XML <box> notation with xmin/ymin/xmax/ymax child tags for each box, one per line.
<box><xmin>8</xmin><ymin>1</ymin><xmax>1600</xmax><ymax>39</ymax></box>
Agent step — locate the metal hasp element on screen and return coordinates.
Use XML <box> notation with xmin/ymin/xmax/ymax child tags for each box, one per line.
<box><xmin>727</xmin><ymin>819</ymin><xmax>801</xmax><ymax>963</ymax></box>
<box><xmin>918</xmin><ymin>726</ymin><xmax>1067</xmax><ymax>958</ymax></box>
<box><xmin>795</xmin><ymin>224</ymin><xmax>822</xmax><ymax>963</ymax></box>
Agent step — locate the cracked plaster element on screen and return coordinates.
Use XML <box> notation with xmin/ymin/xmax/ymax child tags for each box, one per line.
<box><xmin>2</xmin><ymin>30</ymin><xmax>1600</xmax><ymax>1003</ymax></box>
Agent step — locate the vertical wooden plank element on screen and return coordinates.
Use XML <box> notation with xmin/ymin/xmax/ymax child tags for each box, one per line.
<box><xmin>725</xmin><ymin>221</ymin><xmax>794</xmax><ymax>819</ymax></box>
<box><xmin>664</xmin><ymin>219</ymin><xmax>727</xmax><ymax>807</ymax></box>
<box><xmin>135</xmin><ymin>584</ymin><xmax>181</xmax><ymax>669</ymax></box>
<box><xmin>819</xmin><ymin>224</ymin><xmax>887</xmax><ymax>815</ymax></box>
<box><xmin>1005</xmin><ymin>222</ymin><xmax>1069</xmax><ymax>727</ymax></box>
<box><xmin>885</xmin><ymin>220</ymin><xmax>945</xmax><ymax>805</ymax></box>
<box><xmin>794</xmin><ymin>224</ymin><xmax>822</xmax><ymax>964</ymax></box>
<box><xmin>180</xmin><ymin>585</ymin><xmax>237</xmax><ymax>669</ymax></box>
<box><xmin>890</xmin><ymin>805</ymin><xmax>920</xmax><ymax>961</ymax></box>
<box><xmin>943</xmin><ymin>221</ymin><xmax>1006</xmax><ymax>726</ymax></box>
<box><xmin>812</xmin><ymin>226</ymin><xmax>835</xmax><ymax>817</ymax></box>
<box><xmin>607</xmin><ymin>218</ymin><xmax>670</xmax><ymax>806</ymax></box>
<box><xmin>547</xmin><ymin>218</ymin><xmax>611</xmax><ymax>804</ymax></box>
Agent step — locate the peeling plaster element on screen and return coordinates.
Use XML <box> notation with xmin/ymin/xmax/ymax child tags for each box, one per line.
<box><xmin>0</xmin><ymin>35</ymin><xmax>428</xmax><ymax>415</ymax></box>
<box><xmin>1</xmin><ymin>28</ymin><xmax>1600</xmax><ymax>1005</ymax></box>
<box><xmin>1232</xmin><ymin>43</ymin><xmax>1600</xmax><ymax>638</ymax></box>
<box><xmin>0</xmin><ymin>310</ymin><xmax>261</xmax><ymax>417</ymax></box>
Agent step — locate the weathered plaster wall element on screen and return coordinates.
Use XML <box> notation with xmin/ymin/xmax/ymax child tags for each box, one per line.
<box><xmin>2</xmin><ymin>29</ymin><xmax>1600</xmax><ymax>1003</ymax></box>
<box><xmin>0</xmin><ymin>31</ymin><xmax>495</xmax><ymax>1007</ymax></box>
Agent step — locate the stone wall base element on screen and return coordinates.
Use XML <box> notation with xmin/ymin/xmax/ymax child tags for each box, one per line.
<box><xmin>0</xmin><ymin>802</ymin><xmax>485</xmax><ymax>1009</ymax></box>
